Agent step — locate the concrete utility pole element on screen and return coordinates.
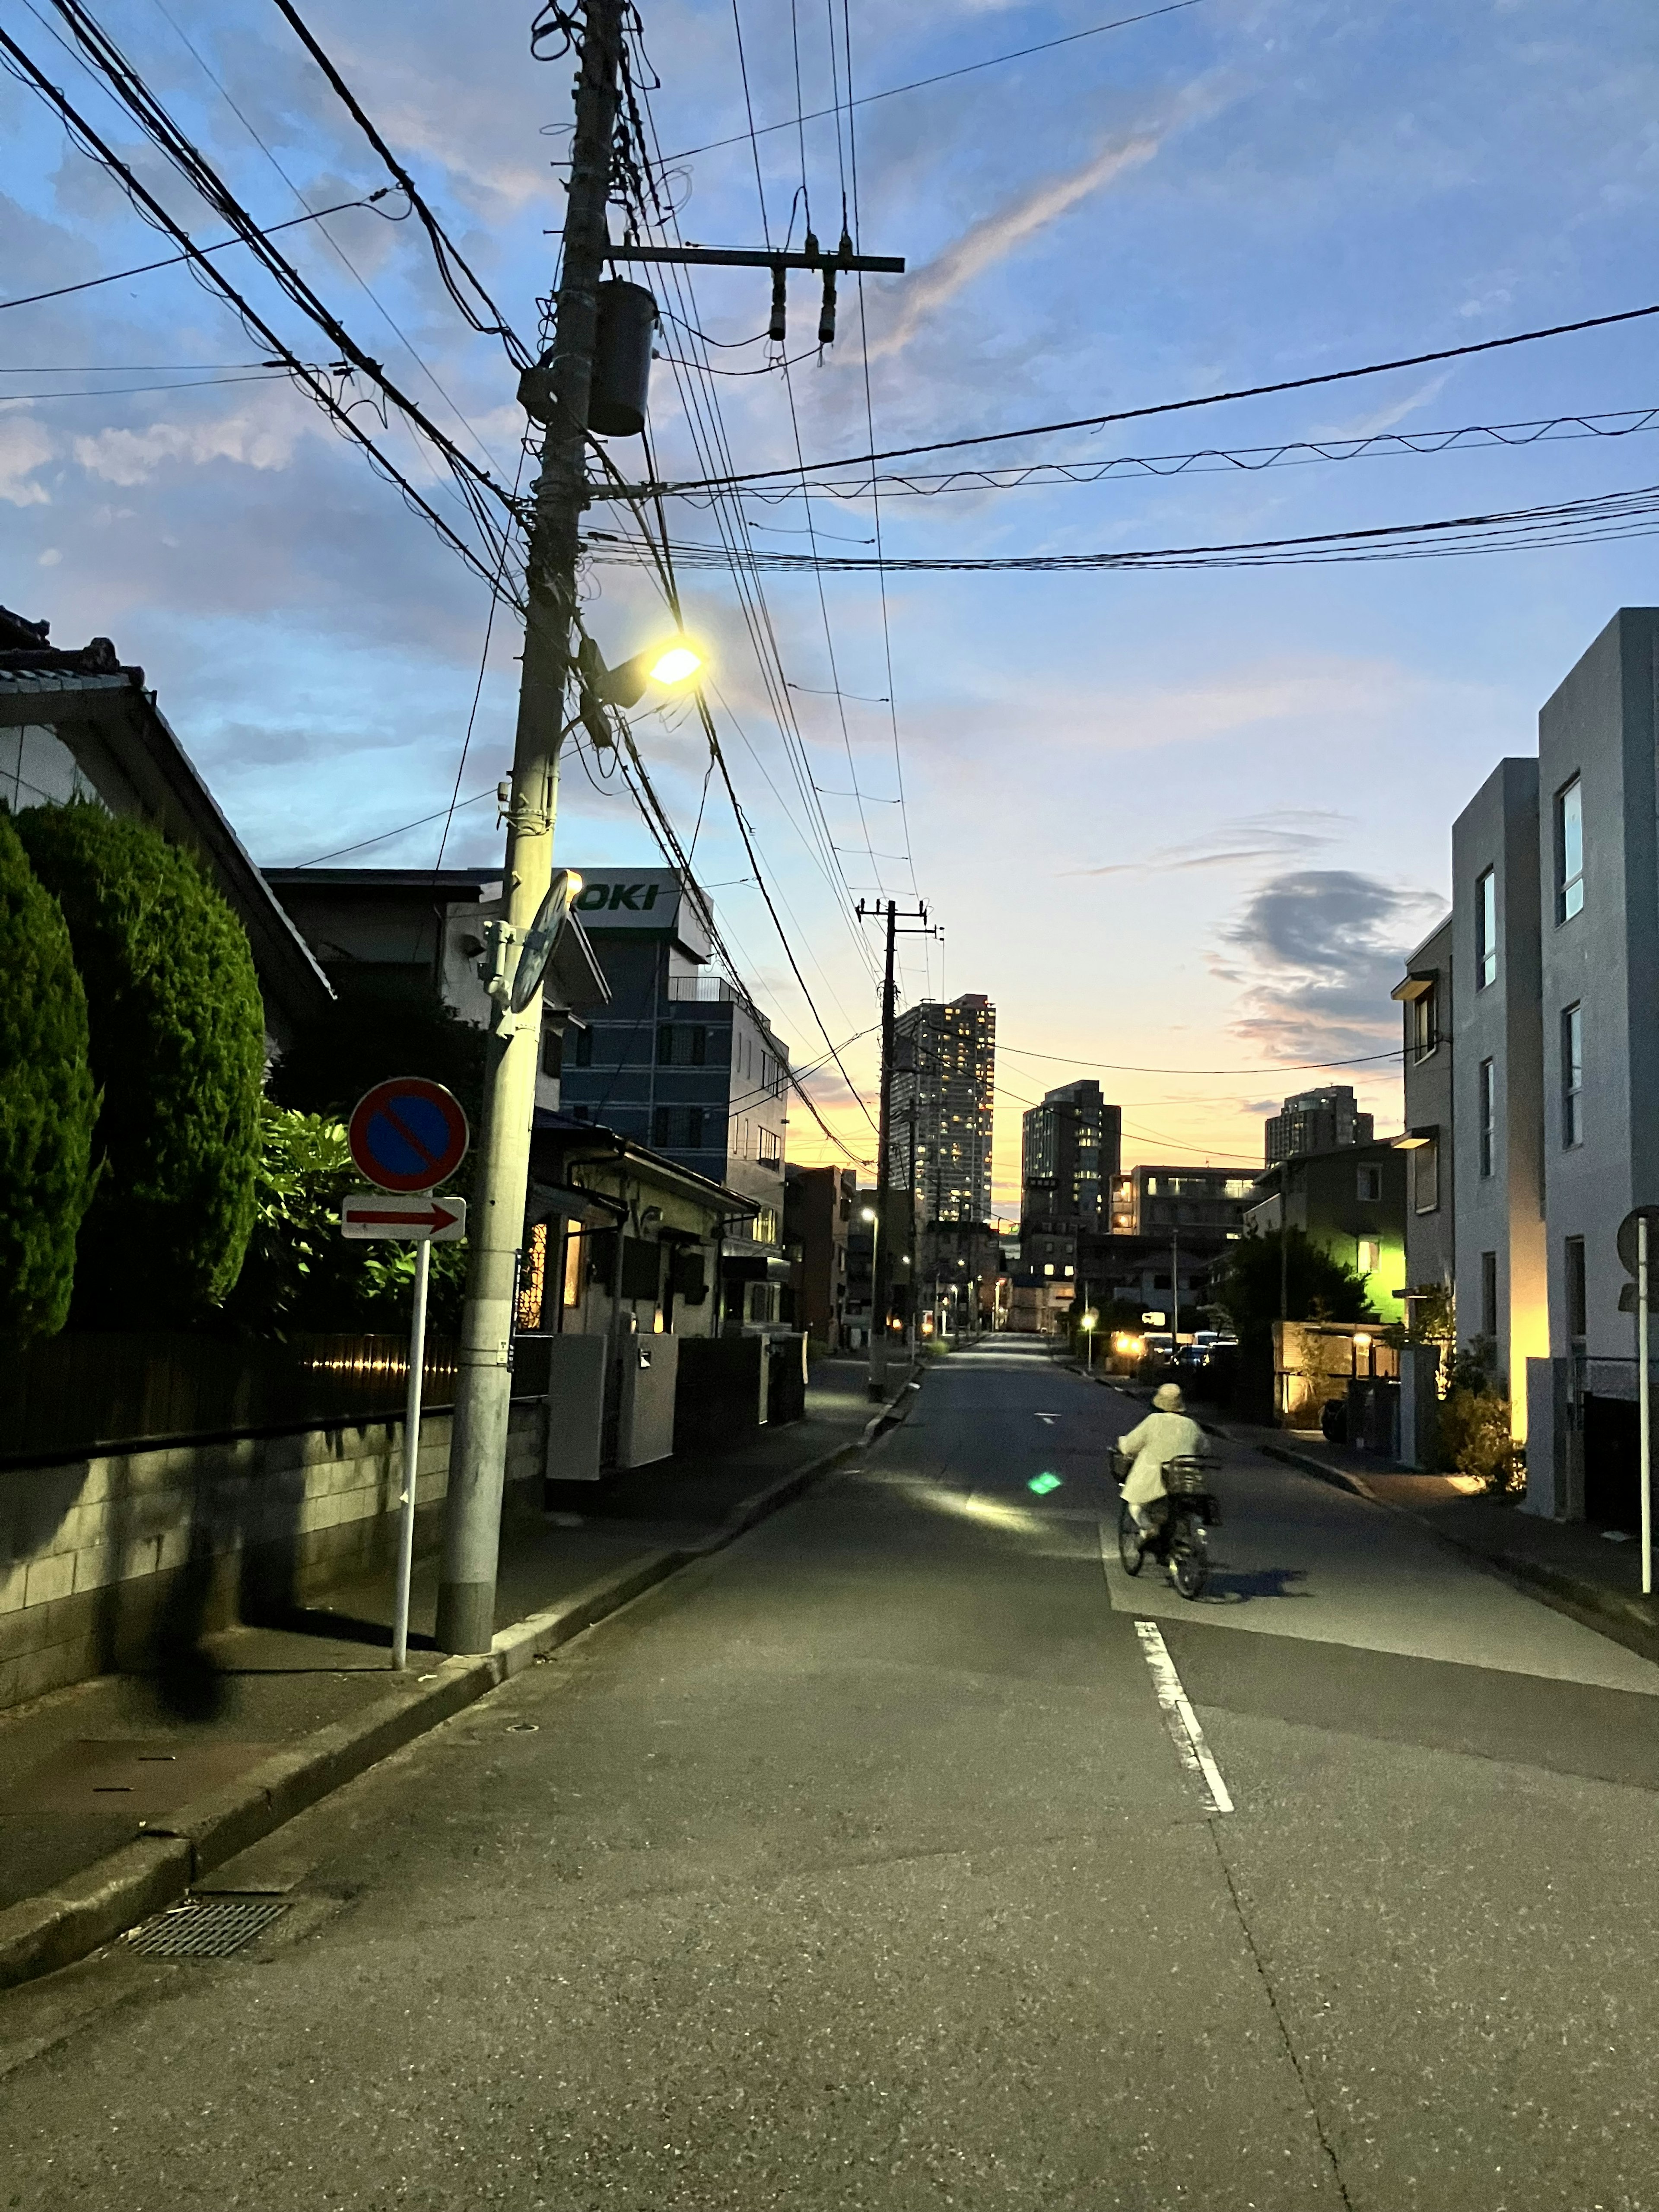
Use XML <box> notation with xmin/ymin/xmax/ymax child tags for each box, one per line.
<box><xmin>857</xmin><ymin>898</ymin><xmax>932</xmax><ymax>1397</ymax></box>
<box><xmin>436</xmin><ymin>0</ymin><xmax>624</xmax><ymax>1654</ymax></box>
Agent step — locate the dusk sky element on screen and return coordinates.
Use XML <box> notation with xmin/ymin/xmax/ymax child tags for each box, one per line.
<box><xmin>4</xmin><ymin>0</ymin><xmax>1657</xmax><ymax>1214</ymax></box>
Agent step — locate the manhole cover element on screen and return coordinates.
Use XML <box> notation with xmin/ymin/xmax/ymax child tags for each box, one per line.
<box><xmin>130</xmin><ymin>1898</ymin><xmax>289</xmax><ymax>1959</ymax></box>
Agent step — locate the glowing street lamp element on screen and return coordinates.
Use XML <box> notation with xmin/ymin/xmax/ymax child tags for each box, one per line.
<box><xmin>860</xmin><ymin>1206</ymin><xmax>880</xmax><ymax>1362</ymax></box>
<box><xmin>585</xmin><ymin>632</ymin><xmax>706</xmax><ymax>709</ymax></box>
<box><xmin>1080</xmin><ymin>1308</ymin><xmax>1099</xmax><ymax>1372</ymax></box>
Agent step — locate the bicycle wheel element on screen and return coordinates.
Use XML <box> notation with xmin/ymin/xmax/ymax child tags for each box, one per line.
<box><xmin>1170</xmin><ymin>1515</ymin><xmax>1209</xmax><ymax>1599</ymax></box>
<box><xmin>1117</xmin><ymin>1501</ymin><xmax>1145</xmax><ymax>1576</ymax></box>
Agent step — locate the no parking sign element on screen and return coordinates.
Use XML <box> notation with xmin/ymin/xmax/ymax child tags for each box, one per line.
<box><xmin>347</xmin><ymin>1078</ymin><xmax>469</xmax><ymax>1193</ymax></box>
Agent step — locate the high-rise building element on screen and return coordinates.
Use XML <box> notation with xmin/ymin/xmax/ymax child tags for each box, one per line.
<box><xmin>1020</xmin><ymin>1079</ymin><xmax>1120</xmax><ymax>1227</ymax></box>
<box><xmin>890</xmin><ymin>993</ymin><xmax>996</xmax><ymax>1224</ymax></box>
<box><xmin>1264</xmin><ymin>1085</ymin><xmax>1374</xmax><ymax>1166</ymax></box>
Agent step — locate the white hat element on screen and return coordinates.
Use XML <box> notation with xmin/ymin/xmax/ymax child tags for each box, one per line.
<box><xmin>1153</xmin><ymin>1382</ymin><xmax>1185</xmax><ymax>1412</ymax></box>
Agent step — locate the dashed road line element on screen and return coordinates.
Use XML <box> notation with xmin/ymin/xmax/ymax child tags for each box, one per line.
<box><xmin>1133</xmin><ymin>1618</ymin><xmax>1235</xmax><ymax>1814</ymax></box>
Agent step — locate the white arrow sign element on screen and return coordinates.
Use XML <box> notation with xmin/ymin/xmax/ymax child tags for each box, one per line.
<box><xmin>340</xmin><ymin>1190</ymin><xmax>467</xmax><ymax>1243</ymax></box>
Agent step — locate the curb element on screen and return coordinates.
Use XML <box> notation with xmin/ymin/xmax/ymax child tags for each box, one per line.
<box><xmin>1251</xmin><ymin>1437</ymin><xmax>1659</xmax><ymax>1671</ymax></box>
<box><xmin>0</xmin><ymin>1373</ymin><xmax>925</xmax><ymax>1996</ymax></box>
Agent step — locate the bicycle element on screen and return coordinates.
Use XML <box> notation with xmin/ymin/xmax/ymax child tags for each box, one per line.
<box><xmin>1113</xmin><ymin>1452</ymin><xmax>1220</xmax><ymax>1600</ymax></box>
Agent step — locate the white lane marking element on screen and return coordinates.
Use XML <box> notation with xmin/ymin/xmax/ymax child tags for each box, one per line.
<box><xmin>1133</xmin><ymin>1618</ymin><xmax>1235</xmax><ymax>1815</ymax></box>
<box><xmin>1036</xmin><ymin>1413</ymin><xmax>1058</xmax><ymax>1424</ymax></box>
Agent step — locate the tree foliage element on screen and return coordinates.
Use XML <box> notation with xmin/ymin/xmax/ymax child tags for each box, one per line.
<box><xmin>270</xmin><ymin>969</ymin><xmax>487</xmax><ymax>1147</ymax></box>
<box><xmin>220</xmin><ymin>1101</ymin><xmax>467</xmax><ymax>1337</ymax></box>
<box><xmin>1215</xmin><ymin>1227</ymin><xmax>1376</xmax><ymax>1411</ymax></box>
<box><xmin>16</xmin><ymin>802</ymin><xmax>265</xmax><ymax>1325</ymax></box>
<box><xmin>0</xmin><ymin>811</ymin><xmax>99</xmax><ymax>1344</ymax></box>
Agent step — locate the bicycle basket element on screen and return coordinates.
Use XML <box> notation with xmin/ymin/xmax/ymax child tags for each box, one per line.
<box><xmin>1163</xmin><ymin>1456</ymin><xmax>1211</xmax><ymax>1497</ymax></box>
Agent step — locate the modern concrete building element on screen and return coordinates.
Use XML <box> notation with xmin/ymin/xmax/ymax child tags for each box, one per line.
<box><xmin>890</xmin><ymin>993</ymin><xmax>996</xmax><ymax>1225</ymax></box>
<box><xmin>1449</xmin><ymin>758</ymin><xmax>1548</xmax><ymax>1418</ymax></box>
<box><xmin>1391</xmin><ymin>914</ymin><xmax>1455</xmax><ymax>1310</ymax></box>
<box><xmin>1263</xmin><ymin>1085</ymin><xmax>1374</xmax><ymax>1167</ymax></box>
<box><xmin>785</xmin><ymin>1164</ymin><xmax>855</xmax><ymax>1348</ymax></box>
<box><xmin>1246</xmin><ymin>1141</ymin><xmax>1409</xmax><ymax>1325</ymax></box>
<box><xmin>1020</xmin><ymin>1079</ymin><xmax>1120</xmax><ymax>1227</ymax></box>
<box><xmin>556</xmin><ymin>869</ymin><xmax>793</xmax><ymax>1322</ymax></box>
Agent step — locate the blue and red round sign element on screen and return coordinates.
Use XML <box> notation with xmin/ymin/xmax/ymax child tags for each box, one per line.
<box><xmin>348</xmin><ymin>1078</ymin><xmax>469</xmax><ymax>1193</ymax></box>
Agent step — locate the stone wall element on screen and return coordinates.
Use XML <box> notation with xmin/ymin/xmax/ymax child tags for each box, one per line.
<box><xmin>0</xmin><ymin>1404</ymin><xmax>545</xmax><ymax>1714</ymax></box>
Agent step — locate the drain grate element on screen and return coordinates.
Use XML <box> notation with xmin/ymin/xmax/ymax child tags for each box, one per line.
<box><xmin>130</xmin><ymin>1898</ymin><xmax>289</xmax><ymax>1959</ymax></box>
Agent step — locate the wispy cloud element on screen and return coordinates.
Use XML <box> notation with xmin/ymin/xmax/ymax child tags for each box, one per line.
<box><xmin>1067</xmin><ymin>809</ymin><xmax>1348</xmax><ymax>879</ymax></box>
<box><xmin>866</xmin><ymin>129</ymin><xmax>1165</xmax><ymax>359</ymax></box>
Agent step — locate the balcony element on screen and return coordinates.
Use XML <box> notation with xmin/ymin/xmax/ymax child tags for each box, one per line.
<box><xmin>667</xmin><ymin>974</ymin><xmax>734</xmax><ymax>1002</ymax></box>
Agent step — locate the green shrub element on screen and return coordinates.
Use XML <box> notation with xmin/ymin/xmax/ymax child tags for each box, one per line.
<box><xmin>0</xmin><ymin>812</ymin><xmax>99</xmax><ymax>1344</ymax></box>
<box><xmin>16</xmin><ymin>802</ymin><xmax>265</xmax><ymax>1325</ymax></box>
<box><xmin>1439</xmin><ymin>1384</ymin><xmax>1521</xmax><ymax>1494</ymax></box>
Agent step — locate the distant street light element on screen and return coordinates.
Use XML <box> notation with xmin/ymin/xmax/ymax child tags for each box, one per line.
<box><xmin>1080</xmin><ymin>1308</ymin><xmax>1099</xmax><ymax>1372</ymax></box>
<box><xmin>860</xmin><ymin>1205</ymin><xmax>880</xmax><ymax>1365</ymax></box>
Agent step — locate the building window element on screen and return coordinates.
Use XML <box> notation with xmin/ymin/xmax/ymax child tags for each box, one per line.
<box><xmin>686</xmin><ymin>1106</ymin><xmax>705</xmax><ymax>1148</ymax></box>
<box><xmin>1357</xmin><ymin>1237</ymin><xmax>1381</xmax><ymax>1277</ymax></box>
<box><xmin>758</xmin><ymin>1126</ymin><xmax>781</xmax><ymax>1164</ymax></box>
<box><xmin>540</xmin><ymin>1025</ymin><xmax>564</xmax><ymax>1078</ymax></box>
<box><xmin>1411</xmin><ymin>983</ymin><xmax>1438</xmax><ymax>1062</ymax></box>
<box><xmin>753</xmin><ymin>1205</ymin><xmax>779</xmax><ymax>1245</ymax></box>
<box><xmin>1562</xmin><ymin>1002</ymin><xmax>1584</xmax><ymax>1147</ymax></box>
<box><xmin>1478</xmin><ymin>1058</ymin><xmax>1495</xmax><ymax>1177</ymax></box>
<box><xmin>1480</xmin><ymin>1250</ymin><xmax>1498</xmax><ymax>1340</ymax></box>
<box><xmin>572</xmin><ymin>1027</ymin><xmax>593</xmax><ymax>1068</ymax></box>
<box><xmin>562</xmin><ymin>1227</ymin><xmax>585</xmax><ymax>1309</ymax></box>
<box><xmin>690</xmin><ymin>1025</ymin><xmax>707</xmax><ymax>1067</ymax></box>
<box><xmin>653</xmin><ymin>1106</ymin><xmax>671</xmax><ymax>1146</ymax></box>
<box><xmin>1476</xmin><ymin>867</ymin><xmax>1497</xmax><ymax>990</ymax></box>
<box><xmin>1555</xmin><ymin>777</ymin><xmax>1584</xmax><ymax>923</ymax></box>
<box><xmin>1357</xmin><ymin>1165</ymin><xmax>1382</xmax><ymax>1202</ymax></box>
<box><xmin>1414</xmin><ymin>1138</ymin><xmax>1439</xmax><ymax>1215</ymax></box>
<box><xmin>1564</xmin><ymin>1235</ymin><xmax>1587</xmax><ymax>1342</ymax></box>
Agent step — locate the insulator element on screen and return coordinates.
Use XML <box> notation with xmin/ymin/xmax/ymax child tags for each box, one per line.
<box><xmin>769</xmin><ymin>260</ymin><xmax>787</xmax><ymax>343</ymax></box>
<box><xmin>818</xmin><ymin>267</ymin><xmax>838</xmax><ymax>346</ymax></box>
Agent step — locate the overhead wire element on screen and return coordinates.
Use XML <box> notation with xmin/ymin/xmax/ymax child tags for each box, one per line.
<box><xmin>0</xmin><ymin>191</ymin><xmax>396</xmax><ymax>311</ymax></box>
<box><xmin>659</xmin><ymin>0</ymin><xmax>1210</xmax><ymax>163</ymax></box>
<box><xmin>608</xmin><ymin>297</ymin><xmax>1659</xmax><ymax>496</ymax></box>
<box><xmin>0</xmin><ymin>24</ymin><xmax>524</xmax><ymax>604</ymax></box>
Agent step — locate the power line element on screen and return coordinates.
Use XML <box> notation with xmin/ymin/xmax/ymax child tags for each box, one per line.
<box><xmin>715</xmin><ymin>404</ymin><xmax>1659</xmax><ymax>503</ymax></box>
<box><xmin>0</xmin><ymin>370</ymin><xmax>291</xmax><ymax>398</ymax></box>
<box><xmin>288</xmin><ymin>787</ymin><xmax>496</xmax><ymax>868</ymax></box>
<box><xmin>266</xmin><ymin>0</ymin><xmax>531</xmax><ymax>369</ymax></box>
<box><xmin>590</xmin><ymin>479</ymin><xmax>1659</xmax><ymax>575</ymax></box>
<box><xmin>0</xmin><ymin>188</ymin><xmax>393</xmax><ymax>311</ymax></box>
<box><xmin>613</xmin><ymin>299</ymin><xmax>1659</xmax><ymax>496</ymax></box>
<box><xmin>999</xmin><ymin>1040</ymin><xmax>1403</xmax><ymax>1076</ymax></box>
<box><xmin>0</xmin><ymin>24</ymin><xmax>520</xmax><ymax>601</ymax></box>
<box><xmin>659</xmin><ymin>0</ymin><xmax>1209</xmax><ymax>163</ymax></box>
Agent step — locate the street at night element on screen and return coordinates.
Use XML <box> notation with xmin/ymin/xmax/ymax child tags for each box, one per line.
<box><xmin>5</xmin><ymin>1341</ymin><xmax>1657</xmax><ymax>2209</ymax></box>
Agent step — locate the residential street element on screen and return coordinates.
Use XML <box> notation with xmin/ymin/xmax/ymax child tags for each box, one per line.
<box><xmin>4</xmin><ymin>1338</ymin><xmax>1659</xmax><ymax>2209</ymax></box>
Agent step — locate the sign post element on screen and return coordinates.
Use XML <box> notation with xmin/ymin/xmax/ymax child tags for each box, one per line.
<box><xmin>345</xmin><ymin>1080</ymin><xmax>470</xmax><ymax>1668</ymax></box>
<box><xmin>1615</xmin><ymin>1205</ymin><xmax>1659</xmax><ymax>1593</ymax></box>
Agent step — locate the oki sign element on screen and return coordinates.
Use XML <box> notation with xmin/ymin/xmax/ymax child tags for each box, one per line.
<box><xmin>569</xmin><ymin>868</ymin><xmax>712</xmax><ymax>958</ymax></box>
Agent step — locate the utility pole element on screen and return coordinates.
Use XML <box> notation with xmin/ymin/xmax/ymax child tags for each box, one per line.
<box><xmin>436</xmin><ymin>0</ymin><xmax>624</xmax><ymax>1654</ymax></box>
<box><xmin>856</xmin><ymin>898</ymin><xmax>931</xmax><ymax>1399</ymax></box>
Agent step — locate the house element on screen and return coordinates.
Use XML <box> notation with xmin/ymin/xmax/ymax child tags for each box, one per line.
<box><xmin>785</xmin><ymin>1163</ymin><xmax>855</xmax><ymax>1349</ymax></box>
<box><xmin>0</xmin><ymin>607</ymin><xmax>329</xmax><ymax>1048</ymax></box>
<box><xmin>264</xmin><ymin>864</ymin><xmax>610</xmax><ymax>1114</ymax></box>
<box><xmin>1245</xmin><ymin>1142</ymin><xmax>1409</xmax><ymax>1326</ymax></box>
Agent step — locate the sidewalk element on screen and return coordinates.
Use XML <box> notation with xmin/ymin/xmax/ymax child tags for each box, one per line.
<box><xmin>1224</xmin><ymin>1414</ymin><xmax>1659</xmax><ymax>1670</ymax></box>
<box><xmin>0</xmin><ymin>1355</ymin><xmax>913</xmax><ymax>1988</ymax></box>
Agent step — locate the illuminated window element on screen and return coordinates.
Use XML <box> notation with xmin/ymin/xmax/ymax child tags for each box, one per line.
<box><xmin>1357</xmin><ymin>1237</ymin><xmax>1381</xmax><ymax>1276</ymax></box>
<box><xmin>517</xmin><ymin>1222</ymin><xmax>547</xmax><ymax>1332</ymax></box>
<box><xmin>562</xmin><ymin>1227</ymin><xmax>585</xmax><ymax>1307</ymax></box>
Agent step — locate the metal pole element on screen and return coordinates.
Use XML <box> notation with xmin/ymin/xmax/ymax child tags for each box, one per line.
<box><xmin>392</xmin><ymin>1239</ymin><xmax>432</xmax><ymax>1671</ymax></box>
<box><xmin>436</xmin><ymin>0</ymin><xmax>623</xmax><ymax>1653</ymax></box>
<box><xmin>869</xmin><ymin>902</ymin><xmax>896</xmax><ymax>1398</ymax></box>
<box><xmin>1641</xmin><ymin>1214</ymin><xmax>1653</xmax><ymax>1597</ymax></box>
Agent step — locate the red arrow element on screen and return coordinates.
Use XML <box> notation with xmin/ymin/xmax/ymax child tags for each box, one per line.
<box><xmin>345</xmin><ymin>1202</ymin><xmax>459</xmax><ymax>1230</ymax></box>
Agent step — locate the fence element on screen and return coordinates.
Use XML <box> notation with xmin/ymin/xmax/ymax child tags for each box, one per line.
<box><xmin>0</xmin><ymin>1332</ymin><xmax>462</xmax><ymax>1469</ymax></box>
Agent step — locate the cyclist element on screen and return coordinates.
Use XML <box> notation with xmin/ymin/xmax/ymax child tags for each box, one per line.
<box><xmin>1116</xmin><ymin>1382</ymin><xmax>1210</xmax><ymax>1568</ymax></box>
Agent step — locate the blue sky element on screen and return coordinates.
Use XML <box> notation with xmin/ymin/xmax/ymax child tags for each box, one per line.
<box><xmin>3</xmin><ymin>0</ymin><xmax>1657</xmax><ymax>1208</ymax></box>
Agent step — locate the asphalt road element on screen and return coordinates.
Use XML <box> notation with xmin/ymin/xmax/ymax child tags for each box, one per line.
<box><xmin>4</xmin><ymin>1337</ymin><xmax>1659</xmax><ymax>2209</ymax></box>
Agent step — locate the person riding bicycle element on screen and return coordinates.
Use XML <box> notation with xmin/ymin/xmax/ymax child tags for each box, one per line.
<box><xmin>1117</xmin><ymin>1382</ymin><xmax>1210</xmax><ymax>1546</ymax></box>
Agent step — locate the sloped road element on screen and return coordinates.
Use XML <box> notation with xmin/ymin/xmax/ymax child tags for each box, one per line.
<box><xmin>3</xmin><ymin>1338</ymin><xmax>1658</xmax><ymax>2209</ymax></box>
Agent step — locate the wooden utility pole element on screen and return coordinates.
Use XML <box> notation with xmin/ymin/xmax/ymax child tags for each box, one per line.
<box><xmin>436</xmin><ymin>0</ymin><xmax>624</xmax><ymax>1653</ymax></box>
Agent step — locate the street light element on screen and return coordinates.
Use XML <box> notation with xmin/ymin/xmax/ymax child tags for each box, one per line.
<box><xmin>1080</xmin><ymin>1308</ymin><xmax>1098</xmax><ymax>1373</ymax></box>
<box><xmin>584</xmin><ymin>632</ymin><xmax>706</xmax><ymax>708</ymax></box>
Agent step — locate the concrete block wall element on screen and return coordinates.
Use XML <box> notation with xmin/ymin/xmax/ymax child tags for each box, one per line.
<box><xmin>0</xmin><ymin>1404</ymin><xmax>544</xmax><ymax>1715</ymax></box>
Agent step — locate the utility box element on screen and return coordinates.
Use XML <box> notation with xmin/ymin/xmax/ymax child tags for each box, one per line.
<box><xmin>542</xmin><ymin>1333</ymin><xmax>607</xmax><ymax>1484</ymax></box>
<box><xmin>620</xmin><ymin>1332</ymin><xmax>680</xmax><ymax>1467</ymax></box>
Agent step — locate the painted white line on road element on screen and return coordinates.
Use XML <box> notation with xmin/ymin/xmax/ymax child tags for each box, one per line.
<box><xmin>1133</xmin><ymin>1619</ymin><xmax>1235</xmax><ymax>1815</ymax></box>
